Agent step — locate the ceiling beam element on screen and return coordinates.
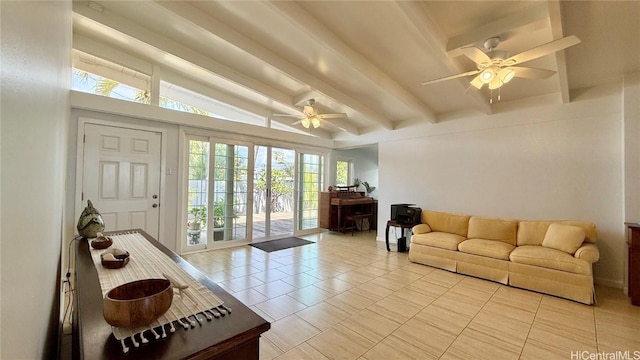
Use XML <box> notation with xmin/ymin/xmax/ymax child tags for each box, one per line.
<box><xmin>446</xmin><ymin>3</ymin><xmax>549</xmax><ymax>53</ymax></box>
<box><xmin>395</xmin><ymin>1</ymin><xmax>492</xmax><ymax>115</ymax></box>
<box><xmin>324</xmin><ymin>118</ymin><xmax>360</xmax><ymax>135</ymax></box>
<box><xmin>72</xmin><ymin>4</ymin><xmax>302</xmax><ymax>116</ymax></box>
<box><xmin>293</xmin><ymin>91</ymin><xmax>319</xmax><ymax>107</ymax></box>
<box><xmin>547</xmin><ymin>0</ymin><xmax>572</xmax><ymax>104</ymax></box>
<box><xmin>266</xmin><ymin>1</ymin><xmax>436</xmax><ymax>124</ymax></box>
<box><xmin>153</xmin><ymin>1</ymin><xmax>394</xmax><ymax>130</ymax></box>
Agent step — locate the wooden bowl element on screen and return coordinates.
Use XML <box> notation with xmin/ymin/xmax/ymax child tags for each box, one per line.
<box><xmin>100</xmin><ymin>248</ymin><xmax>130</xmax><ymax>269</ymax></box>
<box><xmin>91</xmin><ymin>235</ymin><xmax>113</xmax><ymax>249</ymax></box>
<box><xmin>103</xmin><ymin>279</ymin><xmax>173</xmax><ymax>328</ymax></box>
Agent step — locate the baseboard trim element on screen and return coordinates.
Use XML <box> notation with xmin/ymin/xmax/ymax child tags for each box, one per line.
<box><xmin>594</xmin><ymin>277</ymin><xmax>623</xmax><ymax>289</ymax></box>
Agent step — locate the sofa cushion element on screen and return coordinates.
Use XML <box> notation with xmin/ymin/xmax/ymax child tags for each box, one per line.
<box><xmin>458</xmin><ymin>239</ymin><xmax>515</xmax><ymax>260</ymax></box>
<box><xmin>412</xmin><ymin>223</ymin><xmax>432</xmax><ymax>234</ymax></box>
<box><xmin>509</xmin><ymin>246</ymin><xmax>591</xmax><ymax>275</ymax></box>
<box><xmin>560</xmin><ymin>221</ymin><xmax>597</xmax><ymax>244</ymax></box>
<box><xmin>517</xmin><ymin>220</ymin><xmax>597</xmax><ymax>246</ymax></box>
<box><xmin>422</xmin><ymin>210</ymin><xmax>470</xmax><ymax>237</ymax></box>
<box><xmin>542</xmin><ymin>223</ymin><xmax>585</xmax><ymax>254</ymax></box>
<box><xmin>411</xmin><ymin>232</ymin><xmax>466</xmax><ymax>251</ymax></box>
<box><xmin>517</xmin><ymin>221</ymin><xmax>553</xmax><ymax>246</ymax></box>
<box><xmin>467</xmin><ymin>217</ymin><xmax>518</xmax><ymax>246</ymax></box>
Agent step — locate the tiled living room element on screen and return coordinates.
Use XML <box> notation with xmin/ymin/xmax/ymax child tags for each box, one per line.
<box><xmin>3</xmin><ymin>1</ymin><xmax>640</xmax><ymax>359</ymax></box>
<box><xmin>183</xmin><ymin>231</ymin><xmax>640</xmax><ymax>360</ymax></box>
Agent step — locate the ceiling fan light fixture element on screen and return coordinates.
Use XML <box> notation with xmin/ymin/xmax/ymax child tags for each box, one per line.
<box><xmin>488</xmin><ymin>77</ymin><xmax>503</xmax><ymax>90</ymax></box>
<box><xmin>301</xmin><ymin>118</ymin><xmax>311</xmax><ymax>128</ymax></box>
<box><xmin>311</xmin><ymin>116</ymin><xmax>321</xmax><ymax>128</ymax></box>
<box><xmin>498</xmin><ymin>68</ymin><xmax>516</xmax><ymax>84</ymax></box>
<box><xmin>470</xmin><ymin>75</ymin><xmax>484</xmax><ymax>89</ymax></box>
<box><xmin>480</xmin><ymin>68</ymin><xmax>495</xmax><ymax>83</ymax></box>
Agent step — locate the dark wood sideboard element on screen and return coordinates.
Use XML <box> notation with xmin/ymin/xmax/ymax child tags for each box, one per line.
<box><xmin>625</xmin><ymin>223</ymin><xmax>640</xmax><ymax>306</ymax></box>
<box><xmin>72</xmin><ymin>229</ymin><xmax>270</xmax><ymax>359</ymax></box>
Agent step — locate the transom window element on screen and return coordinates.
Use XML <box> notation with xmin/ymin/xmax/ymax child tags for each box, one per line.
<box><xmin>72</xmin><ymin>49</ymin><xmax>150</xmax><ymax>104</ymax></box>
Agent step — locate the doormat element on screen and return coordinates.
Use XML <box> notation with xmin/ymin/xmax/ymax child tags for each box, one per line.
<box><xmin>250</xmin><ymin>237</ymin><xmax>315</xmax><ymax>252</ymax></box>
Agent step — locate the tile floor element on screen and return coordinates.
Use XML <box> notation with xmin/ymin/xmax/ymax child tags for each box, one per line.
<box><xmin>182</xmin><ymin>231</ymin><xmax>640</xmax><ymax>360</ymax></box>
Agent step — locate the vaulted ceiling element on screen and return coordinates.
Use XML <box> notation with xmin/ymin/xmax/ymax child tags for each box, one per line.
<box><xmin>72</xmin><ymin>1</ymin><xmax>640</xmax><ymax>141</ymax></box>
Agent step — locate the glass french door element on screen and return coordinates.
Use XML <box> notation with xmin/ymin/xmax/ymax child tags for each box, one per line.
<box><xmin>184</xmin><ymin>137</ymin><xmax>325</xmax><ymax>251</ymax></box>
<box><xmin>211</xmin><ymin>142</ymin><xmax>249</xmax><ymax>245</ymax></box>
<box><xmin>253</xmin><ymin>146</ymin><xmax>295</xmax><ymax>240</ymax></box>
<box><xmin>298</xmin><ymin>152</ymin><xmax>323</xmax><ymax>230</ymax></box>
<box><xmin>185</xmin><ymin>137</ymin><xmax>249</xmax><ymax>251</ymax></box>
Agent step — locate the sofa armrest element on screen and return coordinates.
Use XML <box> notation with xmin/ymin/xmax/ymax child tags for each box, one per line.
<box><xmin>574</xmin><ymin>243</ymin><xmax>599</xmax><ymax>263</ymax></box>
<box><xmin>412</xmin><ymin>223</ymin><xmax>432</xmax><ymax>234</ymax></box>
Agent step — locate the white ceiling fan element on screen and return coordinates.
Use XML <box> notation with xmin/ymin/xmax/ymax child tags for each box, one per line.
<box><xmin>421</xmin><ymin>35</ymin><xmax>581</xmax><ymax>91</ymax></box>
<box><xmin>273</xmin><ymin>99</ymin><xmax>347</xmax><ymax>129</ymax></box>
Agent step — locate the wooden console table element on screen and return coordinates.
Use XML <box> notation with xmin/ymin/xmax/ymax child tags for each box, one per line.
<box><xmin>72</xmin><ymin>229</ymin><xmax>270</xmax><ymax>359</ymax></box>
<box><xmin>385</xmin><ymin>220</ymin><xmax>417</xmax><ymax>252</ymax></box>
<box><xmin>625</xmin><ymin>223</ymin><xmax>640</xmax><ymax>306</ymax></box>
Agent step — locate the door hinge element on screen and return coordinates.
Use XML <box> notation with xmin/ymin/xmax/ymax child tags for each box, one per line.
<box><xmin>81</xmin><ymin>192</ymin><xmax>84</xmax><ymax>201</ymax></box>
<box><xmin>83</xmin><ymin>134</ymin><xmax>86</xmax><ymax>143</ymax></box>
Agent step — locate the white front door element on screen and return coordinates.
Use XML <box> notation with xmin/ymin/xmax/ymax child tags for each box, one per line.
<box><xmin>81</xmin><ymin>123</ymin><xmax>162</xmax><ymax>238</ymax></box>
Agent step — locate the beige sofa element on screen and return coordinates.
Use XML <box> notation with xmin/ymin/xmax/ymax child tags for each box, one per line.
<box><xmin>408</xmin><ymin>210</ymin><xmax>599</xmax><ymax>304</ymax></box>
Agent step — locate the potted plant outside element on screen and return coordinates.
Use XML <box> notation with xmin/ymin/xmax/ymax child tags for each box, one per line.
<box><xmin>188</xmin><ymin>207</ymin><xmax>207</xmax><ymax>230</ymax></box>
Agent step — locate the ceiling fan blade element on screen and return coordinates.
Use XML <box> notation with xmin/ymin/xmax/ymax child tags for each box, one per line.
<box><xmin>505</xmin><ymin>35</ymin><xmax>581</xmax><ymax>66</ymax></box>
<box><xmin>459</xmin><ymin>46</ymin><xmax>492</xmax><ymax>66</ymax></box>
<box><xmin>421</xmin><ymin>69</ymin><xmax>480</xmax><ymax>85</ymax></box>
<box><xmin>318</xmin><ymin>113</ymin><xmax>347</xmax><ymax>119</ymax></box>
<box><xmin>511</xmin><ymin>66</ymin><xmax>556</xmax><ymax>79</ymax></box>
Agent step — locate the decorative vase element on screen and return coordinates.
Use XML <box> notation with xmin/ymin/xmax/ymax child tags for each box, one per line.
<box><xmin>77</xmin><ymin>200</ymin><xmax>106</xmax><ymax>239</ymax></box>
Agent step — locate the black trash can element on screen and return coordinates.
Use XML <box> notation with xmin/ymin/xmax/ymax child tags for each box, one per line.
<box><xmin>397</xmin><ymin>237</ymin><xmax>407</xmax><ymax>252</ymax></box>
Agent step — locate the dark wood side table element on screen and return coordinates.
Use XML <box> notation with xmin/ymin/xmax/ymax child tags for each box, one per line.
<box><xmin>625</xmin><ymin>223</ymin><xmax>640</xmax><ymax>306</ymax></box>
<box><xmin>385</xmin><ymin>220</ymin><xmax>417</xmax><ymax>252</ymax></box>
<box><xmin>72</xmin><ymin>229</ymin><xmax>270</xmax><ymax>359</ymax></box>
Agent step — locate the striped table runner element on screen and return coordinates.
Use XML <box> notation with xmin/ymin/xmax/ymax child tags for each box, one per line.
<box><xmin>88</xmin><ymin>231</ymin><xmax>228</xmax><ymax>353</ymax></box>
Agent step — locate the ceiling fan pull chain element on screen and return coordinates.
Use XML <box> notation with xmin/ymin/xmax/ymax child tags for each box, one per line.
<box><xmin>490</xmin><ymin>88</ymin><xmax>493</xmax><ymax>104</ymax></box>
<box><xmin>498</xmin><ymin>86</ymin><xmax>501</xmax><ymax>102</ymax></box>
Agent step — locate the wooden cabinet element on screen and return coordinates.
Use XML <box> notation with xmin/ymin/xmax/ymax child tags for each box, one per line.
<box><xmin>319</xmin><ymin>192</ymin><xmax>377</xmax><ymax>232</ymax></box>
<box><xmin>319</xmin><ymin>192</ymin><xmax>335</xmax><ymax>229</ymax></box>
<box><xmin>627</xmin><ymin>223</ymin><xmax>640</xmax><ymax>306</ymax></box>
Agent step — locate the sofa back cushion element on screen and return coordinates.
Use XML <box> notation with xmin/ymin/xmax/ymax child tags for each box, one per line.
<box><xmin>517</xmin><ymin>221</ymin><xmax>553</xmax><ymax>246</ymax></box>
<box><xmin>422</xmin><ymin>210</ymin><xmax>470</xmax><ymax>237</ymax></box>
<box><xmin>541</xmin><ymin>223</ymin><xmax>586</xmax><ymax>254</ymax></box>
<box><xmin>517</xmin><ymin>220</ymin><xmax>597</xmax><ymax>246</ymax></box>
<box><xmin>467</xmin><ymin>216</ymin><xmax>518</xmax><ymax>245</ymax></box>
<box><xmin>560</xmin><ymin>221</ymin><xmax>597</xmax><ymax>244</ymax></box>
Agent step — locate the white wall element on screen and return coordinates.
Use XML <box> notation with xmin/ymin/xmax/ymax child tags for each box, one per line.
<box><xmin>378</xmin><ymin>83</ymin><xmax>625</xmax><ymax>288</ymax></box>
<box><xmin>1</xmin><ymin>1</ymin><xmax>71</xmax><ymax>358</ymax></box>
<box><xmin>623</xmin><ymin>72</ymin><xmax>640</xmax><ymax>293</ymax></box>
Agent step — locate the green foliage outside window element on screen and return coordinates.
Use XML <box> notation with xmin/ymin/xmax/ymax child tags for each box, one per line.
<box><xmin>254</xmin><ymin>149</ymin><xmax>294</xmax><ymax>213</ymax></box>
<box><xmin>336</xmin><ymin>160</ymin><xmax>348</xmax><ymax>186</ymax></box>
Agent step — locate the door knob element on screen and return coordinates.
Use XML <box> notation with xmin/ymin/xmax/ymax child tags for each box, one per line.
<box><xmin>152</xmin><ymin>194</ymin><xmax>158</xmax><ymax>199</ymax></box>
<box><xmin>152</xmin><ymin>203</ymin><xmax>159</xmax><ymax>208</ymax></box>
